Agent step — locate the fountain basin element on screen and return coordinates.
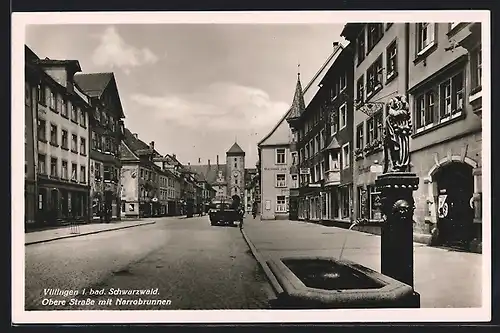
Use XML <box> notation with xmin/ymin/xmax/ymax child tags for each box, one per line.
<box><xmin>268</xmin><ymin>256</ymin><xmax>419</xmax><ymax>309</ymax></box>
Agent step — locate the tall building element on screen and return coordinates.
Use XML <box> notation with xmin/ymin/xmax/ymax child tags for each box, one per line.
<box><xmin>406</xmin><ymin>22</ymin><xmax>482</xmax><ymax>250</ymax></box>
<box><xmin>287</xmin><ymin>43</ymin><xmax>354</xmax><ymax>223</ymax></box>
<box><xmin>119</xmin><ymin>129</ymin><xmax>161</xmax><ymax>218</ymax></box>
<box><xmin>341</xmin><ymin>23</ymin><xmax>408</xmax><ymax>226</ymax></box>
<box><xmin>74</xmin><ymin>72</ymin><xmax>125</xmax><ymax>221</ymax></box>
<box><xmin>189</xmin><ymin>142</ymin><xmax>247</xmax><ymax>202</ymax></box>
<box><xmin>25</xmin><ymin>46</ymin><xmax>40</xmax><ymax>227</ymax></box>
<box><xmin>259</xmin><ymin>44</ymin><xmax>343</xmax><ymax>220</ymax></box>
<box><xmin>29</xmin><ymin>50</ymin><xmax>91</xmax><ymax>226</ymax></box>
<box><xmin>244</xmin><ymin>168</ymin><xmax>258</xmax><ymax>213</ymax></box>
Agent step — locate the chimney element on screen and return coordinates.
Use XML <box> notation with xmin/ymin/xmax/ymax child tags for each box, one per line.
<box><xmin>198</xmin><ymin>157</ymin><xmax>201</xmax><ymax>164</ymax></box>
<box><xmin>208</xmin><ymin>159</ymin><xmax>211</xmax><ymax>167</ymax></box>
<box><xmin>150</xmin><ymin>141</ymin><xmax>155</xmax><ymax>150</ymax></box>
<box><xmin>133</xmin><ymin>133</ymin><xmax>138</xmax><ymax>139</ymax></box>
<box><xmin>172</xmin><ymin>153</ymin><xmax>176</xmax><ymax>159</ymax></box>
<box><xmin>217</xmin><ymin>155</ymin><xmax>219</xmax><ymax>165</ymax></box>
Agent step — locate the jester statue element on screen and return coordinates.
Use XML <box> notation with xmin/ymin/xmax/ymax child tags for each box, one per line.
<box><xmin>383</xmin><ymin>95</ymin><xmax>412</xmax><ymax>173</ymax></box>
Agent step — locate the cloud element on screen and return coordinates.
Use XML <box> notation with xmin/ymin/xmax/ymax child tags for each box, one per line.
<box><xmin>91</xmin><ymin>26</ymin><xmax>159</xmax><ymax>73</ymax></box>
<box><xmin>130</xmin><ymin>82</ymin><xmax>290</xmax><ymax>133</ymax></box>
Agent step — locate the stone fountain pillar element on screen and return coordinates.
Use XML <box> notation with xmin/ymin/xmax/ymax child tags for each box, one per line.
<box><xmin>375</xmin><ymin>95</ymin><xmax>420</xmax><ymax>306</ymax></box>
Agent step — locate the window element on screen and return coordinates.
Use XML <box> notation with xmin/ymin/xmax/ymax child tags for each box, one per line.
<box><xmin>61</xmin><ymin>100</ymin><xmax>68</xmax><ymax>117</ymax></box>
<box><xmin>374</xmin><ymin>112</ymin><xmax>383</xmax><ymax>140</ymax></box>
<box><xmin>104</xmin><ymin>165</ymin><xmax>112</xmax><ymax>181</ymax></box>
<box><xmin>80</xmin><ymin>109</ymin><xmax>86</xmax><ymax>127</ymax></box>
<box><xmin>276</xmin><ymin>148</ymin><xmax>286</xmax><ymax>164</ymax></box>
<box><xmin>91</xmin><ymin>131</ymin><xmax>97</xmax><ymax>150</ymax></box>
<box><xmin>367</xmin><ymin>23</ymin><xmax>384</xmax><ymax>51</ymax></box>
<box><xmin>440</xmin><ymin>72</ymin><xmax>464</xmax><ymax>121</ymax></box>
<box><xmin>71</xmin><ymin>105</ymin><xmax>78</xmax><ymax>122</ymax></box>
<box><xmin>340</xmin><ymin>186</ymin><xmax>350</xmax><ymax>218</ymax></box>
<box><xmin>366</xmin><ymin>56</ymin><xmax>383</xmax><ymax>96</ymax></box>
<box><xmin>339</xmin><ymin>72</ymin><xmax>347</xmax><ymax>91</ymax></box>
<box><xmin>417</xmin><ymin>23</ymin><xmax>435</xmax><ymax>54</ymax></box>
<box><xmin>56</xmin><ymin>95</ymin><xmax>62</xmax><ymax>113</ymax></box>
<box><xmin>95</xmin><ymin>109</ymin><xmax>101</xmax><ymax>122</ymax></box>
<box><xmin>50</xmin><ymin>124</ymin><xmax>57</xmax><ymax>145</ymax></box>
<box><xmin>80</xmin><ymin>138</ymin><xmax>86</xmax><ymax>155</ymax></box>
<box><xmin>71</xmin><ymin>134</ymin><xmax>78</xmax><ymax>152</ymax></box>
<box><xmin>320</xmin><ymin>129</ymin><xmax>325</xmax><ymax>149</ymax></box>
<box><xmin>300</xmin><ymin>148</ymin><xmax>305</xmax><ymax>162</ymax></box>
<box><xmin>315</xmin><ymin>135</ymin><xmax>320</xmax><ymax>153</ymax></box>
<box><xmin>330</xmin><ymin>83</ymin><xmax>339</xmax><ymax>101</ymax></box>
<box><xmin>330</xmin><ymin>109</ymin><xmax>338</xmax><ymax>134</ymax></box>
<box><xmin>80</xmin><ymin>166</ymin><xmax>86</xmax><ymax>182</ymax></box>
<box><xmin>62</xmin><ymin>160</ymin><xmax>68</xmax><ymax>179</ymax></box>
<box><xmin>356</xmin><ymin>76</ymin><xmax>364</xmax><ymax>103</ymax></box>
<box><xmin>330</xmin><ymin>151</ymin><xmax>340</xmax><ymax>170</ymax></box>
<box><xmin>37</xmin><ymin>119</ymin><xmax>46</xmax><ymax>141</ymax></box>
<box><xmin>95</xmin><ymin>162</ymin><xmax>101</xmax><ymax>179</ymax></box>
<box><xmin>291</xmin><ymin>151</ymin><xmax>298</xmax><ymax>166</ymax></box>
<box><xmin>386</xmin><ymin>40</ymin><xmax>397</xmax><ymax>79</ymax></box>
<box><xmin>276</xmin><ymin>174</ymin><xmax>286</xmax><ymax>188</ymax></box>
<box><xmin>415</xmin><ymin>91</ymin><xmax>435</xmax><ymax>131</ymax></box>
<box><xmin>61</xmin><ymin>129</ymin><xmax>68</xmax><ymax>149</ymax></box>
<box><xmin>342</xmin><ymin>143</ymin><xmax>350</xmax><ymax>169</ymax></box>
<box><xmin>339</xmin><ymin>103</ymin><xmax>347</xmax><ymax>130</ymax></box>
<box><xmin>38</xmin><ymin>154</ymin><xmax>46</xmax><ymax>174</ymax></box>
<box><xmin>357</xmin><ymin>30</ymin><xmax>366</xmax><ymax>64</ymax></box>
<box><xmin>37</xmin><ymin>84</ymin><xmax>45</xmax><ymax>104</ymax></box>
<box><xmin>356</xmin><ymin>124</ymin><xmax>364</xmax><ymax>149</ymax></box>
<box><xmin>471</xmin><ymin>48</ymin><xmax>482</xmax><ymax>90</ymax></box>
<box><xmin>71</xmin><ymin>163</ymin><xmax>77</xmax><ymax>181</ymax></box>
<box><xmin>49</xmin><ymin>91</ymin><xmax>56</xmax><ymax>110</ymax></box>
<box><xmin>50</xmin><ymin>157</ymin><xmax>58</xmax><ymax>177</ymax></box>
<box><xmin>320</xmin><ymin>160</ymin><xmax>325</xmax><ymax>181</ymax></box>
<box><xmin>276</xmin><ymin>196</ymin><xmax>286</xmax><ymax>212</ymax></box>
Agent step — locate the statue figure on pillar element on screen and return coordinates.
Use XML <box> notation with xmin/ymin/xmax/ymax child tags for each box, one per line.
<box><xmin>383</xmin><ymin>95</ymin><xmax>412</xmax><ymax>173</ymax></box>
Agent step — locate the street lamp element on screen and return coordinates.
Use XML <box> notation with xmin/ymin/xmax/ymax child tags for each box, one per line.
<box><xmin>375</xmin><ymin>95</ymin><xmax>420</xmax><ymax>307</ymax></box>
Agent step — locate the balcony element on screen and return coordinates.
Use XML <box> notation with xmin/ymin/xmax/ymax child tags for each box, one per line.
<box><xmin>324</xmin><ymin>169</ymin><xmax>340</xmax><ymax>186</ymax></box>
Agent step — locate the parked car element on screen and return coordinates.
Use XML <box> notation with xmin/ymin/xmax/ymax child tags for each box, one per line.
<box><xmin>208</xmin><ymin>198</ymin><xmax>243</xmax><ymax>227</ymax></box>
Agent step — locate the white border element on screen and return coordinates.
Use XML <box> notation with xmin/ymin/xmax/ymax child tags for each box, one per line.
<box><xmin>12</xmin><ymin>10</ymin><xmax>491</xmax><ymax>324</ymax></box>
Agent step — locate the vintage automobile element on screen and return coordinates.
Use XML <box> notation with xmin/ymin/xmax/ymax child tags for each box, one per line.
<box><xmin>208</xmin><ymin>197</ymin><xmax>243</xmax><ymax>227</ymax></box>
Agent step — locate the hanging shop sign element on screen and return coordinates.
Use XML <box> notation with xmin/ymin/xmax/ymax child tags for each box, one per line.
<box><xmin>300</xmin><ymin>168</ymin><xmax>310</xmax><ymax>175</ymax></box>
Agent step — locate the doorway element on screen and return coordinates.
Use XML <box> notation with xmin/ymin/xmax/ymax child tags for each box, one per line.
<box><xmin>433</xmin><ymin>162</ymin><xmax>474</xmax><ymax>247</ymax></box>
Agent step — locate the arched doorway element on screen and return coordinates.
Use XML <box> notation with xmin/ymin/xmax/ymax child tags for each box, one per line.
<box><xmin>433</xmin><ymin>162</ymin><xmax>474</xmax><ymax>247</ymax></box>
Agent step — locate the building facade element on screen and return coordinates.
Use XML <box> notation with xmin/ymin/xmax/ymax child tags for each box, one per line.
<box><xmin>244</xmin><ymin>168</ymin><xmax>258</xmax><ymax>213</ymax></box>
<box><xmin>119</xmin><ymin>130</ymin><xmax>161</xmax><ymax>218</ymax></box>
<box><xmin>74</xmin><ymin>73</ymin><xmax>125</xmax><ymax>222</ymax></box>
<box><xmin>25</xmin><ymin>46</ymin><xmax>40</xmax><ymax>227</ymax></box>
<box><xmin>342</xmin><ymin>23</ymin><xmax>409</xmax><ymax>226</ymax></box>
<box><xmin>32</xmin><ymin>54</ymin><xmax>91</xmax><ymax>226</ymax></box>
<box><xmin>406</xmin><ymin>22</ymin><xmax>482</xmax><ymax>250</ymax></box>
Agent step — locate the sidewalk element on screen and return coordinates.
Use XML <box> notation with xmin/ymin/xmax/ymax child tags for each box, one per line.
<box><xmin>25</xmin><ymin>219</ymin><xmax>157</xmax><ymax>245</ymax></box>
<box><xmin>241</xmin><ymin>217</ymin><xmax>483</xmax><ymax>308</ymax></box>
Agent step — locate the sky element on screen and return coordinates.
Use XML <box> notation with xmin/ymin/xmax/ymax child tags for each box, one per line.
<box><xmin>26</xmin><ymin>23</ymin><xmax>346</xmax><ymax>167</ymax></box>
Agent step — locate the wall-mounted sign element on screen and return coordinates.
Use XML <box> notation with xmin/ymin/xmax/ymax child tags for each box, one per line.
<box><xmin>309</xmin><ymin>183</ymin><xmax>321</xmax><ymax>188</ymax></box>
<box><xmin>264</xmin><ymin>167</ymin><xmax>288</xmax><ymax>171</ymax></box>
<box><xmin>265</xmin><ymin>200</ymin><xmax>271</xmax><ymax>210</ymax></box>
<box><xmin>300</xmin><ymin>168</ymin><xmax>310</xmax><ymax>175</ymax></box>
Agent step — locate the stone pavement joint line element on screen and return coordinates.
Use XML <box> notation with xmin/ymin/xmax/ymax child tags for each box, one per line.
<box><xmin>25</xmin><ymin>220</ymin><xmax>156</xmax><ymax>246</ymax></box>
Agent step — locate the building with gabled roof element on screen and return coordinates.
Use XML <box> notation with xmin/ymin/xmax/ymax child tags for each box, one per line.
<box><xmin>74</xmin><ymin>71</ymin><xmax>125</xmax><ymax>221</ymax></box>
<box><xmin>257</xmin><ymin>43</ymin><xmax>344</xmax><ymax>220</ymax></box>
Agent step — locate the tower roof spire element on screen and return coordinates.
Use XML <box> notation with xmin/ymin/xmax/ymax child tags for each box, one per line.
<box><xmin>286</xmin><ymin>67</ymin><xmax>306</xmax><ymax>122</ymax></box>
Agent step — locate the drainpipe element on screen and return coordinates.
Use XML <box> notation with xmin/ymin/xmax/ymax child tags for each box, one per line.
<box><xmin>405</xmin><ymin>23</ymin><xmax>410</xmax><ymax>99</ymax></box>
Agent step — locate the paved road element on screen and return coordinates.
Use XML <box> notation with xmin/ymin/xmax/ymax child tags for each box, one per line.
<box><xmin>25</xmin><ymin>216</ymin><xmax>275</xmax><ymax>310</ymax></box>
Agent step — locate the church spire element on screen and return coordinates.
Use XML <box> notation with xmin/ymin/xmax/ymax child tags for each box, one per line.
<box><xmin>286</xmin><ymin>66</ymin><xmax>306</xmax><ymax>122</ymax></box>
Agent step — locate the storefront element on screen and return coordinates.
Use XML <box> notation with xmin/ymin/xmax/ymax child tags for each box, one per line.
<box><xmin>25</xmin><ymin>180</ymin><xmax>37</xmax><ymax>227</ymax></box>
<box><xmin>37</xmin><ymin>178</ymin><xmax>89</xmax><ymax>226</ymax></box>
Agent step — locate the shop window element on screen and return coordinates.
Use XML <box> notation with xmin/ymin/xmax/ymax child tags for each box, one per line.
<box><xmin>340</xmin><ymin>186</ymin><xmax>350</xmax><ymax>218</ymax></box>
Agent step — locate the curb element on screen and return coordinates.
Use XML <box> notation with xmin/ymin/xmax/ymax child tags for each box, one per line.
<box><xmin>25</xmin><ymin>221</ymin><xmax>156</xmax><ymax>246</ymax></box>
<box><xmin>240</xmin><ymin>227</ymin><xmax>284</xmax><ymax>296</ymax></box>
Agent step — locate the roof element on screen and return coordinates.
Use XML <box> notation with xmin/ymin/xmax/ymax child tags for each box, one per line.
<box><xmin>226</xmin><ymin>142</ymin><xmax>245</xmax><ymax>155</ymax></box>
<box><xmin>189</xmin><ymin>164</ymin><xmax>227</xmax><ymax>185</ymax></box>
<box><xmin>35</xmin><ymin>58</ymin><xmax>82</xmax><ymax>73</ymax></box>
<box><xmin>324</xmin><ymin>137</ymin><xmax>341</xmax><ymax>151</ymax></box>
<box><xmin>122</xmin><ymin>128</ymin><xmax>154</xmax><ymax>156</ymax></box>
<box><xmin>258</xmin><ymin>44</ymin><xmax>344</xmax><ymax>147</ymax></box>
<box><xmin>74</xmin><ymin>73</ymin><xmax>113</xmax><ymax>97</ymax></box>
<box><xmin>286</xmin><ymin>73</ymin><xmax>306</xmax><ymax>121</ymax></box>
<box><xmin>341</xmin><ymin>23</ymin><xmax>364</xmax><ymax>41</ymax></box>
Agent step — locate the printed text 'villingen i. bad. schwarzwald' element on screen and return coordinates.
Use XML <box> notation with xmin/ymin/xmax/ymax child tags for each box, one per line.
<box><xmin>43</xmin><ymin>288</ymin><xmax>160</xmax><ymax>297</ymax></box>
